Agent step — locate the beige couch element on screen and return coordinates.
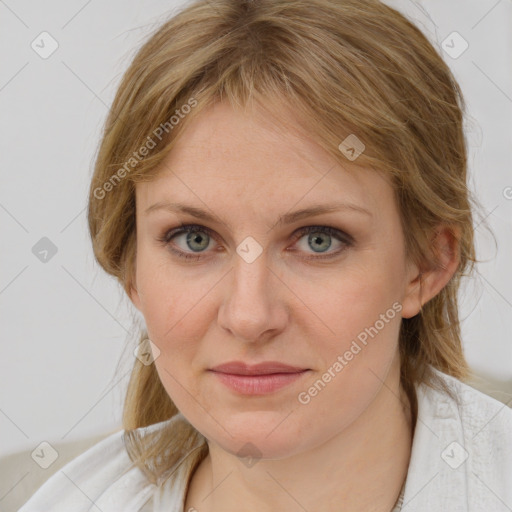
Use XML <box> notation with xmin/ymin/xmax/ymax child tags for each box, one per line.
<box><xmin>2</xmin><ymin>373</ymin><xmax>511</xmax><ymax>511</ymax></box>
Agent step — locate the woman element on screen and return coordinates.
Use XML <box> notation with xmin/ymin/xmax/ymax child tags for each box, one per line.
<box><xmin>20</xmin><ymin>0</ymin><xmax>512</xmax><ymax>510</ymax></box>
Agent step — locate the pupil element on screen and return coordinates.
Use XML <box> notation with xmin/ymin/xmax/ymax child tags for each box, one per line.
<box><xmin>187</xmin><ymin>231</ymin><xmax>209</xmax><ymax>251</ymax></box>
<box><xmin>309</xmin><ymin>233</ymin><xmax>331</xmax><ymax>252</ymax></box>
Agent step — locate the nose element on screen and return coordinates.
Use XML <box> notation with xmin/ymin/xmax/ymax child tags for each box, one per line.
<box><xmin>217</xmin><ymin>253</ymin><xmax>288</xmax><ymax>344</ymax></box>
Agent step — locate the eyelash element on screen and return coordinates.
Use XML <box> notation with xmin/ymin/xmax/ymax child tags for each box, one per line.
<box><xmin>156</xmin><ymin>224</ymin><xmax>354</xmax><ymax>261</ymax></box>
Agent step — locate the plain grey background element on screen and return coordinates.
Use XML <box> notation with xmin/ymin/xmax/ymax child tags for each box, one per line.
<box><xmin>1</xmin><ymin>0</ymin><xmax>511</xmax><ymax>460</ymax></box>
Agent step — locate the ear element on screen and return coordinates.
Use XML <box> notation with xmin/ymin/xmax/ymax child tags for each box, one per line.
<box><xmin>401</xmin><ymin>226</ymin><xmax>460</xmax><ymax>319</ymax></box>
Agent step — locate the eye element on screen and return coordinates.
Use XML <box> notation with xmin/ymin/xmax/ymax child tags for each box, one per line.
<box><xmin>157</xmin><ymin>224</ymin><xmax>353</xmax><ymax>261</ymax></box>
<box><xmin>157</xmin><ymin>224</ymin><xmax>217</xmax><ymax>260</ymax></box>
<box><xmin>290</xmin><ymin>225</ymin><xmax>353</xmax><ymax>260</ymax></box>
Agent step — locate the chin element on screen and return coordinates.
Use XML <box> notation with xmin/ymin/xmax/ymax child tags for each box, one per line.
<box><xmin>221</xmin><ymin>433</ymin><xmax>305</xmax><ymax>461</ymax></box>
<box><xmin>199</xmin><ymin>410</ymin><xmax>312</xmax><ymax>461</ymax></box>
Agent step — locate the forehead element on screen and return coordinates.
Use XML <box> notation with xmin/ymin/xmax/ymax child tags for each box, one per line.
<box><xmin>135</xmin><ymin>102</ymin><xmax>394</xmax><ymax>219</ymax></box>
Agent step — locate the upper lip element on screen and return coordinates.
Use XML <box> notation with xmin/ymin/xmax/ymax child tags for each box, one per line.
<box><xmin>210</xmin><ymin>361</ymin><xmax>308</xmax><ymax>375</ymax></box>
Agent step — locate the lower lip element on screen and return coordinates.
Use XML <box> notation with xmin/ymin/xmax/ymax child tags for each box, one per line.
<box><xmin>210</xmin><ymin>371</ymin><xmax>309</xmax><ymax>395</ymax></box>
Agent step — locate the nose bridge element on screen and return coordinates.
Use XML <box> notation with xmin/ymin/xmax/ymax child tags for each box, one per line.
<box><xmin>219</xmin><ymin>248</ymin><xmax>285</xmax><ymax>341</ymax></box>
<box><xmin>230</xmin><ymin>231</ymin><xmax>272</xmax><ymax>296</ymax></box>
<box><xmin>233</xmin><ymin>249</ymin><xmax>270</xmax><ymax>294</ymax></box>
<box><xmin>230</xmin><ymin>249</ymin><xmax>273</xmax><ymax>312</ymax></box>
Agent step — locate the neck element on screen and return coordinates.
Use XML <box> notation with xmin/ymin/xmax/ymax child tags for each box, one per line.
<box><xmin>185</xmin><ymin>359</ymin><xmax>413</xmax><ymax>512</ymax></box>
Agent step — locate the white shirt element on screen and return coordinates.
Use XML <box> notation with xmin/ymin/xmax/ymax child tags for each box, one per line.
<box><xmin>19</xmin><ymin>368</ymin><xmax>512</xmax><ymax>511</ymax></box>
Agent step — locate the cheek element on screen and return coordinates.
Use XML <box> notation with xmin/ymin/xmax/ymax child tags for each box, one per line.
<box><xmin>312</xmin><ymin>254</ymin><xmax>404</xmax><ymax>339</ymax></box>
<box><xmin>294</xmin><ymin>268</ymin><xmax>403</xmax><ymax>433</ymax></box>
<box><xmin>135</xmin><ymin>246</ymin><xmax>210</xmax><ymax>340</ymax></box>
<box><xmin>140</xmin><ymin>284</ymin><xmax>213</xmax><ymax>367</ymax></box>
<box><xmin>299</xmin><ymin>252</ymin><xmax>405</xmax><ymax>398</ymax></box>
<box><xmin>134</xmin><ymin>248</ymin><xmax>220</xmax><ymax>390</ymax></box>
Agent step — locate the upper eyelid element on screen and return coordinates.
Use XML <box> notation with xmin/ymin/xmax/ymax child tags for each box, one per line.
<box><xmin>161</xmin><ymin>224</ymin><xmax>353</xmax><ymax>262</ymax></box>
<box><xmin>165</xmin><ymin>223</ymin><xmax>352</xmax><ymax>245</ymax></box>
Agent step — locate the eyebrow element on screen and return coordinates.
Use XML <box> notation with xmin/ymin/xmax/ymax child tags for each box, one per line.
<box><xmin>144</xmin><ymin>201</ymin><xmax>372</xmax><ymax>229</ymax></box>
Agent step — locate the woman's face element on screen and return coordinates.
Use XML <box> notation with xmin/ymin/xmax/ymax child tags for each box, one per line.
<box><xmin>130</xmin><ymin>101</ymin><xmax>420</xmax><ymax>459</ymax></box>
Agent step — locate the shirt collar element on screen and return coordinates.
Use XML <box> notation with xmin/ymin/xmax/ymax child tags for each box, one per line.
<box><xmin>401</xmin><ymin>371</ymin><xmax>469</xmax><ymax>510</ymax></box>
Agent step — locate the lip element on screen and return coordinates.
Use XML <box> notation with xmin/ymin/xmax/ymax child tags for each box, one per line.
<box><xmin>210</xmin><ymin>361</ymin><xmax>308</xmax><ymax>375</ymax></box>
<box><xmin>208</xmin><ymin>361</ymin><xmax>310</xmax><ymax>395</ymax></box>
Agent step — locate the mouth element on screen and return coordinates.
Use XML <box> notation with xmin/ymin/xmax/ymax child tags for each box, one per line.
<box><xmin>208</xmin><ymin>361</ymin><xmax>310</xmax><ymax>395</ymax></box>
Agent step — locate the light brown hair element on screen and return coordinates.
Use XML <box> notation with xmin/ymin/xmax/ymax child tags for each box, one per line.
<box><xmin>87</xmin><ymin>0</ymin><xmax>477</xmax><ymax>484</ymax></box>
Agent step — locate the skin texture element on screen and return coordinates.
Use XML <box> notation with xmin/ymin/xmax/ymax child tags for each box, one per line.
<box><xmin>129</xmin><ymin>101</ymin><xmax>459</xmax><ymax>512</ymax></box>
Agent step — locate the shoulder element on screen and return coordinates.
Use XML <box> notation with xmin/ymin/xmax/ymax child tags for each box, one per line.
<box><xmin>425</xmin><ymin>368</ymin><xmax>512</xmax><ymax>442</ymax></box>
<box><xmin>18</xmin><ymin>420</ymin><xmax>172</xmax><ymax>512</ymax></box>
<box><xmin>401</xmin><ymin>367</ymin><xmax>512</xmax><ymax>510</ymax></box>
